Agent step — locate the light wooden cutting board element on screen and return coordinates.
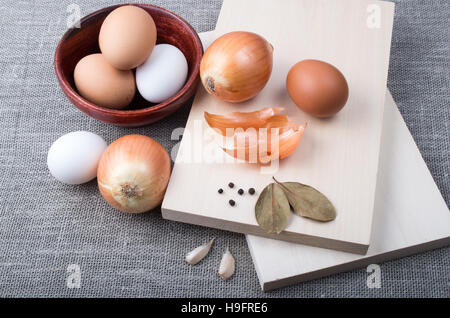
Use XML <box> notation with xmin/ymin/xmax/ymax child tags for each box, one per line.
<box><xmin>179</xmin><ymin>31</ymin><xmax>450</xmax><ymax>292</ymax></box>
<box><xmin>247</xmin><ymin>90</ymin><xmax>450</xmax><ymax>291</ymax></box>
<box><xmin>162</xmin><ymin>0</ymin><xmax>395</xmax><ymax>254</ymax></box>
<box><xmin>199</xmin><ymin>31</ymin><xmax>450</xmax><ymax>291</ymax></box>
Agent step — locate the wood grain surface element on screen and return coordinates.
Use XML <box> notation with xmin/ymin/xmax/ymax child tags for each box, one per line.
<box><xmin>197</xmin><ymin>32</ymin><xmax>449</xmax><ymax>291</ymax></box>
<box><xmin>162</xmin><ymin>0</ymin><xmax>395</xmax><ymax>254</ymax></box>
<box><xmin>247</xmin><ymin>91</ymin><xmax>450</xmax><ymax>291</ymax></box>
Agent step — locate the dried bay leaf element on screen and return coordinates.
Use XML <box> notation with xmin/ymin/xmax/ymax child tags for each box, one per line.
<box><xmin>255</xmin><ymin>183</ymin><xmax>291</xmax><ymax>234</ymax></box>
<box><xmin>273</xmin><ymin>177</ymin><xmax>336</xmax><ymax>222</ymax></box>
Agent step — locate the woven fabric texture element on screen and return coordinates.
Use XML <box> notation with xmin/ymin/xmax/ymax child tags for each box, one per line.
<box><xmin>0</xmin><ymin>0</ymin><xmax>448</xmax><ymax>297</ymax></box>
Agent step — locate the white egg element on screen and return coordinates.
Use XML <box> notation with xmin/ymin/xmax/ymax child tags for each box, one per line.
<box><xmin>47</xmin><ymin>131</ymin><xmax>107</xmax><ymax>185</ymax></box>
<box><xmin>136</xmin><ymin>44</ymin><xmax>188</xmax><ymax>103</ymax></box>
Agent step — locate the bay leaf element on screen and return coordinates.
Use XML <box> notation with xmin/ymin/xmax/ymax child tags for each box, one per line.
<box><xmin>255</xmin><ymin>183</ymin><xmax>291</xmax><ymax>234</ymax></box>
<box><xmin>273</xmin><ymin>177</ymin><xmax>336</xmax><ymax>222</ymax></box>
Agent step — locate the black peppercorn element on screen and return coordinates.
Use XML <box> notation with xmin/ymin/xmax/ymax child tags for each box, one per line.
<box><xmin>218</xmin><ymin>188</ymin><xmax>224</xmax><ymax>194</ymax></box>
<box><xmin>238</xmin><ymin>189</ymin><xmax>244</xmax><ymax>195</ymax></box>
<box><xmin>229</xmin><ymin>200</ymin><xmax>235</xmax><ymax>207</ymax></box>
<box><xmin>228</xmin><ymin>182</ymin><xmax>234</xmax><ymax>188</ymax></box>
<box><xmin>248</xmin><ymin>188</ymin><xmax>256</xmax><ymax>195</ymax></box>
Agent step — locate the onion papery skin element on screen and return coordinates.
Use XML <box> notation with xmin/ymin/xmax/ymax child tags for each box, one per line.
<box><xmin>97</xmin><ymin>135</ymin><xmax>171</xmax><ymax>213</ymax></box>
<box><xmin>204</xmin><ymin>107</ymin><xmax>283</xmax><ymax>135</ymax></box>
<box><xmin>204</xmin><ymin>108</ymin><xmax>307</xmax><ymax>164</ymax></box>
<box><xmin>222</xmin><ymin>122</ymin><xmax>307</xmax><ymax>164</ymax></box>
<box><xmin>200</xmin><ymin>31</ymin><xmax>274</xmax><ymax>103</ymax></box>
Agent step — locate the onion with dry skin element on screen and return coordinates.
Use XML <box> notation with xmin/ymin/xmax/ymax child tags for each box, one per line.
<box><xmin>204</xmin><ymin>109</ymin><xmax>307</xmax><ymax>163</ymax></box>
<box><xmin>97</xmin><ymin>135</ymin><xmax>171</xmax><ymax>213</ymax></box>
<box><xmin>200</xmin><ymin>31</ymin><xmax>274</xmax><ymax>102</ymax></box>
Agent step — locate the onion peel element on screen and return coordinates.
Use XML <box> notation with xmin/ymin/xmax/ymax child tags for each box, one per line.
<box><xmin>204</xmin><ymin>109</ymin><xmax>307</xmax><ymax>163</ymax></box>
<box><xmin>204</xmin><ymin>107</ymin><xmax>283</xmax><ymax>135</ymax></box>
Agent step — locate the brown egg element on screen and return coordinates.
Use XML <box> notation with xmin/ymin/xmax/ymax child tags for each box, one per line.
<box><xmin>74</xmin><ymin>54</ymin><xmax>135</xmax><ymax>109</ymax></box>
<box><xmin>99</xmin><ymin>5</ymin><xmax>157</xmax><ymax>70</ymax></box>
<box><xmin>286</xmin><ymin>59</ymin><xmax>349</xmax><ymax>118</ymax></box>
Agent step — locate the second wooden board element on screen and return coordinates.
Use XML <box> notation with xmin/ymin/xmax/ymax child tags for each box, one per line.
<box><xmin>162</xmin><ymin>0</ymin><xmax>395</xmax><ymax>254</ymax></box>
<box><xmin>198</xmin><ymin>31</ymin><xmax>450</xmax><ymax>291</ymax></box>
<box><xmin>247</xmin><ymin>91</ymin><xmax>450</xmax><ymax>291</ymax></box>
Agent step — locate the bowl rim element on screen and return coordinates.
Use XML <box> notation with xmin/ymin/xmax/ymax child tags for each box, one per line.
<box><xmin>54</xmin><ymin>3</ymin><xmax>203</xmax><ymax>116</ymax></box>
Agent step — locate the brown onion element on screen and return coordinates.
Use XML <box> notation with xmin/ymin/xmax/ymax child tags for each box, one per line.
<box><xmin>200</xmin><ymin>31</ymin><xmax>273</xmax><ymax>103</ymax></box>
<box><xmin>97</xmin><ymin>135</ymin><xmax>171</xmax><ymax>213</ymax></box>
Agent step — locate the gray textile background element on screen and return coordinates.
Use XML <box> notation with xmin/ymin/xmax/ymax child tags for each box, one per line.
<box><xmin>0</xmin><ymin>0</ymin><xmax>448</xmax><ymax>298</ymax></box>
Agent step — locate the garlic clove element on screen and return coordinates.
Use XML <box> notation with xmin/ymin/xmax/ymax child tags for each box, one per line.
<box><xmin>185</xmin><ymin>238</ymin><xmax>215</xmax><ymax>265</ymax></box>
<box><xmin>218</xmin><ymin>247</ymin><xmax>235</xmax><ymax>280</ymax></box>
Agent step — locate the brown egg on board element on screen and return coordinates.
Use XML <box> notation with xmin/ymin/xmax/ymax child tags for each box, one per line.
<box><xmin>74</xmin><ymin>54</ymin><xmax>136</xmax><ymax>109</ymax></box>
<box><xmin>99</xmin><ymin>5</ymin><xmax>157</xmax><ymax>70</ymax></box>
<box><xmin>286</xmin><ymin>59</ymin><xmax>349</xmax><ymax>118</ymax></box>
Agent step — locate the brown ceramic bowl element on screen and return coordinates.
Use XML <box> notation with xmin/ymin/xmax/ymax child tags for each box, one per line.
<box><xmin>55</xmin><ymin>3</ymin><xmax>203</xmax><ymax>127</ymax></box>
